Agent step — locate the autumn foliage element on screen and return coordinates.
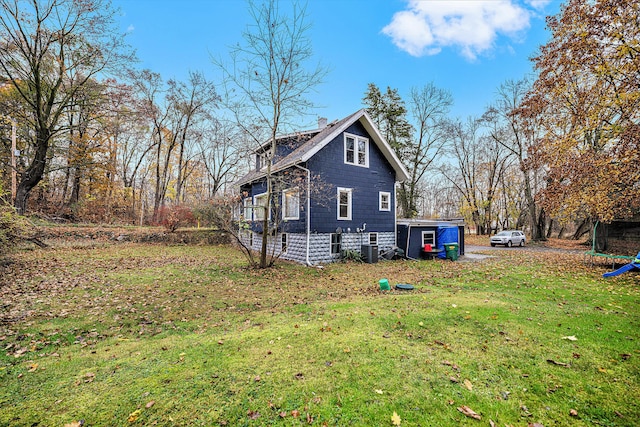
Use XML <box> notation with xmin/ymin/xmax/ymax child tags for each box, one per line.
<box><xmin>521</xmin><ymin>0</ymin><xmax>640</xmax><ymax>223</ymax></box>
<box><xmin>154</xmin><ymin>205</ymin><xmax>196</xmax><ymax>232</ymax></box>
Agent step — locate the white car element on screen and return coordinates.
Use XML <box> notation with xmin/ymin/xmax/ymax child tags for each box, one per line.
<box><xmin>490</xmin><ymin>230</ymin><xmax>526</xmax><ymax>247</ymax></box>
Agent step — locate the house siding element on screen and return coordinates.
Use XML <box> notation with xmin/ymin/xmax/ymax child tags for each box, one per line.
<box><xmin>236</xmin><ymin>110</ymin><xmax>405</xmax><ymax>266</ymax></box>
<box><xmin>241</xmin><ymin>179</ymin><xmax>307</xmax><ymax>235</ymax></box>
<box><xmin>307</xmin><ymin>121</ymin><xmax>396</xmax><ymax>234</ymax></box>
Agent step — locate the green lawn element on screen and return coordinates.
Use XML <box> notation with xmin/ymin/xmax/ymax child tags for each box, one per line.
<box><xmin>1</xmin><ymin>243</ymin><xmax>638</xmax><ymax>426</ymax></box>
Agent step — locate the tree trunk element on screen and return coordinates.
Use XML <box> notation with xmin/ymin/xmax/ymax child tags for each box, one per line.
<box><xmin>15</xmin><ymin>129</ymin><xmax>51</xmax><ymax>215</ymax></box>
<box><xmin>260</xmin><ymin>186</ymin><xmax>271</xmax><ymax>268</ymax></box>
<box><xmin>572</xmin><ymin>217</ymin><xmax>591</xmax><ymax>240</ymax></box>
<box><xmin>535</xmin><ymin>208</ymin><xmax>547</xmax><ymax>241</ymax></box>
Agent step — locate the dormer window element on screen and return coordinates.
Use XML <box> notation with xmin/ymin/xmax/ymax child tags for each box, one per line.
<box><xmin>256</xmin><ymin>151</ymin><xmax>269</xmax><ymax>171</ymax></box>
<box><xmin>344</xmin><ymin>133</ymin><xmax>369</xmax><ymax>167</ymax></box>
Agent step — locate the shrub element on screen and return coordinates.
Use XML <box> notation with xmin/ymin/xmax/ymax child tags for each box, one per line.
<box><xmin>155</xmin><ymin>205</ymin><xmax>196</xmax><ymax>232</ymax></box>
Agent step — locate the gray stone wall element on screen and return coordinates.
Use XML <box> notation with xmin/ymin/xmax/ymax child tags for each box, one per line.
<box><xmin>238</xmin><ymin>230</ymin><xmax>396</xmax><ymax>266</ymax></box>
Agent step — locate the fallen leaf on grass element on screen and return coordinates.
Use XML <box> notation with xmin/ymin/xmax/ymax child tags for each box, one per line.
<box><xmin>391</xmin><ymin>411</ymin><xmax>401</xmax><ymax>425</ymax></box>
<box><xmin>546</xmin><ymin>359</ymin><xmax>570</xmax><ymax>367</ymax></box>
<box><xmin>64</xmin><ymin>421</ymin><xmax>84</xmax><ymax>427</ymax></box>
<box><xmin>84</xmin><ymin>372</ymin><xmax>95</xmax><ymax>383</ymax></box>
<box><xmin>561</xmin><ymin>336</ymin><xmax>578</xmax><ymax>341</ymax></box>
<box><xmin>375</xmin><ymin>389</ymin><xmax>384</xmax><ymax>394</ymax></box>
<box><xmin>145</xmin><ymin>401</ymin><xmax>155</xmax><ymax>409</ymax></box>
<box><xmin>442</xmin><ymin>360</ymin><xmax>459</xmax><ymax>370</ymax></box>
<box><xmin>528</xmin><ymin>423</ymin><xmax>544</xmax><ymax>427</ymax></box>
<box><xmin>457</xmin><ymin>405</ymin><xmax>481</xmax><ymax>420</ymax></box>
<box><xmin>28</xmin><ymin>363</ymin><xmax>38</xmax><ymax>372</ymax></box>
<box><xmin>247</xmin><ymin>410</ymin><xmax>260</xmax><ymax>419</ymax></box>
<box><xmin>569</xmin><ymin>409</ymin><xmax>578</xmax><ymax>417</ymax></box>
<box><xmin>463</xmin><ymin>379</ymin><xmax>473</xmax><ymax>391</ymax></box>
<box><xmin>128</xmin><ymin>409</ymin><xmax>141</xmax><ymax>423</ymax></box>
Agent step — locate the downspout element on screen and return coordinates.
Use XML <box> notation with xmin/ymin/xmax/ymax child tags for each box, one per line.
<box><xmin>394</xmin><ymin>182</ymin><xmax>398</xmax><ymax>249</ymax></box>
<box><xmin>294</xmin><ymin>164</ymin><xmax>312</xmax><ymax>266</ymax></box>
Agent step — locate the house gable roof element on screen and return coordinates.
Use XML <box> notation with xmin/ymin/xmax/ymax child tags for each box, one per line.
<box><xmin>236</xmin><ymin>109</ymin><xmax>409</xmax><ymax>187</ymax></box>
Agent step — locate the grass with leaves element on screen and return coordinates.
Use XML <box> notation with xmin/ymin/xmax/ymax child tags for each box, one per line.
<box><xmin>0</xmin><ymin>240</ymin><xmax>638</xmax><ymax>426</ymax></box>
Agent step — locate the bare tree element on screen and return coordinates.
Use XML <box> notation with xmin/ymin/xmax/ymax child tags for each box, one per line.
<box><xmin>197</xmin><ymin>119</ymin><xmax>246</xmax><ymax>198</ymax></box>
<box><xmin>483</xmin><ymin>79</ymin><xmax>547</xmax><ymax>239</ymax></box>
<box><xmin>399</xmin><ymin>83</ymin><xmax>452</xmax><ymax>217</ymax></box>
<box><xmin>215</xmin><ymin>0</ymin><xmax>326</xmax><ymax>268</ymax></box>
<box><xmin>166</xmin><ymin>71</ymin><xmax>219</xmax><ymax>203</ymax></box>
<box><xmin>441</xmin><ymin>117</ymin><xmax>510</xmax><ymax>234</ymax></box>
<box><xmin>0</xmin><ymin>0</ymin><xmax>134</xmax><ymax>214</ymax></box>
<box><xmin>129</xmin><ymin>69</ymin><xmax>219</xmax><ymax>222</ymax></box>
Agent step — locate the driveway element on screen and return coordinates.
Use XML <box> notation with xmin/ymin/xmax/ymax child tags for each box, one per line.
<box><xmin>461</xmin><ymin>244</ymin><xmax>584</xmax><ymax>261</ymax></box>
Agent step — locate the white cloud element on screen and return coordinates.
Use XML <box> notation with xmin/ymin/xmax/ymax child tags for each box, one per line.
<box><xmin>525</xmin><ymin>0</ymin><xmax>552</xmax><ymax>10</ymax></box>
<box><xmin>383</xmin><ymin>0</ymin><xmax>533</xmax><ymax>60</ymax></box>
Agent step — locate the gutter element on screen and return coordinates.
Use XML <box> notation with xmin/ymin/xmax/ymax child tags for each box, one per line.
<box><xmin>294</xmin><ymin>164</ymin><xmax>312</xmax><ymax>266</ymax></box>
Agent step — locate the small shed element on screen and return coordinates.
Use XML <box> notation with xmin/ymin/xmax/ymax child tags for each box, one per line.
<box><xmin>397</xmin><ymin>219</ymin><xmax>465</xmax><ymax>260</ymax></box>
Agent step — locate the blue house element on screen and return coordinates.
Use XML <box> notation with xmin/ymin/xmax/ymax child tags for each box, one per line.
<box><xmin>235</xmin><ymin>109</ymin><xmax>409</xmax><ymax>265</ymax></box>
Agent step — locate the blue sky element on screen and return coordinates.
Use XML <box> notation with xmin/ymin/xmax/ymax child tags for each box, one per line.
<box><xmin>112</xmin><ymin>0</ymin><xmax>560</xmax><ymax>124</ymax></box>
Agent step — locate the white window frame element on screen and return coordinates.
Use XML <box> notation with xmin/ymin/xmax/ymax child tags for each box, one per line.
<box><xmin>242</xmin><ymin>229</ymin><xmax>253</xmax><ymax>247</ymax></box>
<box><xmin>344</xmin><ymin>133</ymin><xmax>369</xmax><ymax>168</ymax></box>
<box><xmin>243</xmin><ymin>197</ymin><xmax>251</xmax><ymax>219</ymax></box>
<box><xmin>379</xmin><ymin>191</ymin><xmax>391</xmax><ymax>211</ymax></box>
<box><xmin>282</xmin><ymin>188</ymin><xmax>300</xmax><ymax>220</ymax></box>
<box><xmin>337</xmin><ymin>187</ymin><xmax>352</xmax><ymax>221</ymax></box>
<box><xmin>369</xmin><ymin>232</ymin><xmax>378</xmax><ymax>245</ymax></box>
<box><xmin>330</xmin><ymin>233</ymin><xmax>342</xmax><ymax>255</ymax></box>
<box><xmin>257</xmin><ymin>151</ymin><xmax>269</xmax><ymax>171</ymax></box>
<box><xmin>253</xmin><ymin>192</ymin><xmax>270</xmax><ymax>221</ymax></box>
<box><xmin>422</xmin><ymin>231</ymin><xmax>435</xmax><ymax>246</ymax></box>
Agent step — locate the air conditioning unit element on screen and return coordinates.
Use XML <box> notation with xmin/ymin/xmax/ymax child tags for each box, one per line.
<box><xmin>361</xmin><ymin>244</ymin><xmax>379</xmax><ymax>264</ymax></box>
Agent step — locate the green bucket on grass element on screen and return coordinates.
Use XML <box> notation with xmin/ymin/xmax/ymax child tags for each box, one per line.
<box><xmin>379</xmin><ymin>278</ymin><xmax>390</xmax><ymax>291</ymax></box>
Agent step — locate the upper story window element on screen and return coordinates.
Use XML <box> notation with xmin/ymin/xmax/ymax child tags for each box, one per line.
<box><xmin>379</xmin><ymin>191</ymin><xmax>391</xmax><ymax>211</ymax></box>
<box><xmin>282</xmin><ymin>188</ymin><xmax>300</xmax><ymax>220</ymax></box>
<box><xmin>344</xmin><ymin>133</ymin><xmax>369</xmax><ymax>167</ymax></box>
<box><xmin>337</xmin><ymin>187</ymin><xmax>352</xmax><ymax>220</ymax></box>
<box><xmin>256</xmin><ymin>151</ymin><xmax>270</xmax><ymax>171</ymax></box>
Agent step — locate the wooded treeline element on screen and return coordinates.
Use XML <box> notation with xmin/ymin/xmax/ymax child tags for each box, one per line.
<box><xmin>0</xmin><ymin>0</ymin><xmax>638</xmax><ymax>239</ymax></box>
<box><xmin>364</xmin><ymin>0</ymin><xmax>639</xmax><ymax>238</ymax></box>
